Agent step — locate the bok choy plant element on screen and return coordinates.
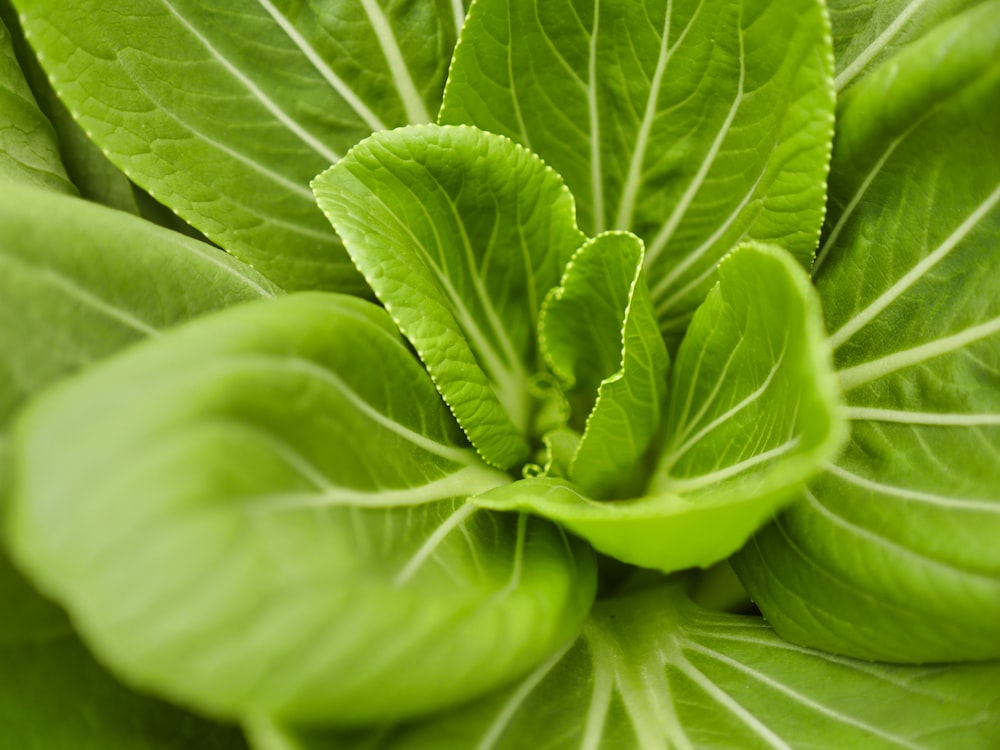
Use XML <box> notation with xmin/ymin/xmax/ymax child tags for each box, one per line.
<box><xmin>0</xmin><ymin>0</ymin><xmax>998</xmax><ymax>747</ymax></box>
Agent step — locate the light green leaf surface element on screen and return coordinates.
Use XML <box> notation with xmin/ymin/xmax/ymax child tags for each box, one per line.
<box><xmin>0</xmin><ymin>630</ymin><xmax>248</xmax><ymax>750</ymax></box>
<box><xmin>0</xmin><ymin>12</ymin><xmax>72</xmax><ymax>192</ymax></box>
<box><xmin>0</xmin><ymin>0</ymin><xmax>138</xmax><ymax>211</ymax></box>
<box><xmin>251</xmin><ymin>582</ymin><xmax>1000</xmax><ymax>750</ymax></box>
<box><xmin>10</xmin><ymin>0</ymin><xmax>468</xmax><ymax>290</ymax></box>
<box><xmin>540</xmin><ymin>232</ymin><xmax>668</xmax><ymax>498</ymax></box>
<box><xmin>314</xmin><ymin>124</ymin><xmax>586</xmax><ymax>469</ymax></box>
<box><xmin>6</xmin><ymin>293</ymin><xmax>596</xmax><ymax>725</ymax></box>
<box><xmin>734</xmin><ymin>4</ymin><xmax>1000</xmax><ymax>663</ymax></box>
<box><xmin>649</xmin><ymin>242</ymin><xmax>844</xmax><ymax>501</ymax></box>
<box><xmin>0</xmin><ymin>180</ymin><xmax>279</xmax><ymax>427</ymax></box>
<box><xmin>440</xmin><ymin>0</ymin><xmax>834</xmax><ymax>341</ymax></box>
<box><xmin>477</xmin><ymin>244</ymin><xmax>843</xmax><ymax>573</ymax></box>
<box><xmin>828</xmin><ymin>0</ymin><xmax>986</xmax><ymax>91</ymax></box>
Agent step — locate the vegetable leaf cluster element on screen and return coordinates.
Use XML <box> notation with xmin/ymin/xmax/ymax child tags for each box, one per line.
<box><xmin>0</xmin><ymin>0</ymin><xmax>997</xmax><ymax>747</ymax></box>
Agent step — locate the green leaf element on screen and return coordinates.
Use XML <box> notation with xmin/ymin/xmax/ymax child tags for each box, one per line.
<box><xmin>477</xmin><ymin>244</ymin><xmax>844</xmax><ymax>573</ymax></box>
<box><xmin>649</xmin><ymin>242</ymin><xmax>844</xmax><ymax>500</ymax></box>
<box><xmin>734</xmin><ymin>4</ymin><xmax>1000</xmax><ymax>663</ymax></box>
<box><xmin>440</xmin><ymin>0</ymin><xmax>834</xmax><ymax>341</ymax></box>
<box><xmin>0</xmin><ymin>0</ymin><xmax>139</xmax><ymax>212</ymax></box>
<box><xmin>250</xmin><ymin>582</ymin><xmax>1000</xmax><ymax>750</ymax></box>
<box><xmin>10</xmin><ymin>0</ymin><xmax>468</xmax><ymax>291</ymax></box>
<box><xmin>0</xmin><ymin>12</ymin><xmax>73</xmax><ymax>193</ymax></box>
<box><xmin>5</xmin><ymin>293</ymin><xmax>596</xmax><ymax>725</ymax></box>
<box><xmin>540</xmin><ymin>232</ymin><xmax>669</xmax><ymax>497</ymax></box>
<box><xmin>828</xmin><ymin>0</ymin><xmax>988</xmax><ymax>91</ymax></box>
<box><xmin>0</xmin><ymin>631</ymin><xmax>248</xmax><ymax>750</ymax></box>
<box><xmin>0</xmin><ymin>180</ymin><xmax>279</xmax><ymax>426</ymax></box>
<box><xmin>313</xmin><ymin>124</ymin><xmax>586</xmax><ymax>469</ymax></box>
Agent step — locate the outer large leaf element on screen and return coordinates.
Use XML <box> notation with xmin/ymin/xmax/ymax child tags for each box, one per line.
<box><xmin>440</xmin><ymin>0</ymin><xmax>834</xmax><ymax>340</ymax></box>
<box><xmin>540</xmin><ymin>232</ymin><xmax>669</xmax><ymax>497</ymax></box>
<box><xmin>251</xmin><ymin>582</ymin><xmax>1000</xmax><ymax>750</ymax></box>
<box><xmin>11</xmin><ymin>0</ymin><xmax>469</xmax><ymax>291</ymax></box>
<box><xmin>5</xmin><ymin>293</ymin><xmax>596</xmax><ymax>725</ymax></box>
<box><xmin>476</xmin><ymin>244</ymin><xmax>844</xmax><ymax>574</ymax></box>
<box><xmin>734</xmin><ymin>4</ymin><xmax>1000</xmax><ymax>663</ymax></box>
<box><xmin>314</xmin><ymin>124</ymin><xmax>586</xmax><ymax>469</ymax></box>
<box><xmin>0</xmin><ymin>13</ymin><xmax>72</xmax><ymax>192</ymax></box>
<box><xmin>828</xmin><ymin>0</ymin><xmax>986</xmax><ymax>91</ymax></box>
<box><xmin>0</xmin><ymin>630</ymin><xmax>248</xmax><ymax>750</ymax></box>
<box><xmin>0</xmin><ymin>180</ymin><xmax>279</xmax><ymax>426</ymax></box>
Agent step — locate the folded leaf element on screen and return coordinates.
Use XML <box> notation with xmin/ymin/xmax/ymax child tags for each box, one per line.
<box><xmin>649</xmin><ymin>242</ymin><xmax>845</xmax><ymax>502</ymax></box>
<box><xmin>479</xmin><ymin>243</ymin><xmax>844</xmax><ymax>573</ymax></box>
<box><xmin>540</xmin><ymin>232</ymin><xmax>669</xmax><ymax>497</ymax></box>
<box><xmin>314</xmin><ymin>124</ymin><xmax>586</xmax><ymax>469</ymax></box>
<box><xmin>734</xmin><ymin>4</ymin><xmax>1000</xmax><ymax>663</ymax></box>
<box><xmin>5</xmin><ymin>293</ymin><xmax>596</xmax><ymax>725</ymax></box>
<box><xmin>0</xmin><ymin>13</ymin><xmax>73</xmax><ymax>193</ymax></box>
<box><xmin>440</xmin><ymin>0</ymin><xmax>834</xmax><ymax>341</ymax></box>
<box><xmin>0</xmin><ymin>180</ymin><xmax>279</xmax><ymax>427</ymax></box>
<box><xmin>252</xmin><ymin>582</ymin><xmax>1000</xmax><ymax>750</ymax></box>
<box><xmin>10</xmin><ymin>0</ymin><xmax>468</xmax><ymax>290</ymax></box>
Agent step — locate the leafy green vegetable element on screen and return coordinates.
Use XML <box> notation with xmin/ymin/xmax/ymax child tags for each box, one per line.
<box><xmin>733</xmin><ymin>2</ymin><xmax>1000</xmax><ymax>664</ymax></box>
<box><xmin>1</xmin><ymin>0</ymin><xmax>998</xmax><ymax>746</ymax></box>
<box><xmin>440</xmin><ymin>0</ymin><xmax>835</xmax><ymax>340</ymax></box>
<box><xmin>475</xmin><ymin>242</ymin><xmax>844</xmax><ymax>573</ymax></box>
<box><xmin>5</xmin><ymin>293</ymin><xmax>595</xmax><ymax>724</ymax></box>
<box><xmin>540</xmin><ymin>231</ymin><xmax>668</xmax><ymax>498</ymax></box>
<box><xmin>249</xmin><ymin>582</ymin><xmax>1000</xmax><ymax>749</ymax></box>
<box><xmin>314</xmin><ymin>124</ymin><xmax>585</xmax><ymax>469</ymax></box>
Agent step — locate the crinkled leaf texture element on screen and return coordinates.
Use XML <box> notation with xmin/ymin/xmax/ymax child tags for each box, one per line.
<box><xmin>441</xmin><ymin>0</ymin><xmax>834</xmax><ymax>341</ymax></box>
<box><xmin>9</xmin><ymin>0</ymin><xmax>469</xmax><ymax>290</ymax></box>
<box><xmin>249</xmin><ymin>582</ymin><xmax>1000</xmax><ymax>750</ymax></box>
<box><xmin>313</xmin><ymin>124</ymin><xmax>586</xmax><ymax>469</ymax></box>
<box><xmin>734</xmin><ymin>3</ymin><xmax>1000</xmax><ymax>663</ymax></box>
<box><xmin>0</xmin><ymin>179</ymin><xmax>279</xmax><ymax>426</ymax></box>
<box><xmin>540</xmin><ymin>231</ymin><xmax>669</xmax><ymax>498</ymax></box>
<box><xmin>5</xmin><ymin>293</ymin><xmax>596</xmax><ymax>725</ymax></box>
<box><xmin>476</xmin><ymin>243</ymin><xmax>845</xmax><ymax>573</ymax></box>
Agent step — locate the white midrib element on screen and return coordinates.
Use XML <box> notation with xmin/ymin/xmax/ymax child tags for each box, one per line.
<box><xmin>834</xmin><ymin>0</ymin><xmax>932</xmax><ymax>91</ymax></box>
<box><xmin>846</xmin><ymin>407</ymin><xmax>1000</xmax><ymax>426</ymax></box>
<box><xmin>837</xmin><ymin>315</ymin><xmax>1000</xmax><ymax>391</ymax></box>
<box><xmin>588</xmin><ymin>1</ymin><xmax>605</xmax><ymax>232</ymax></box>
<box><xmin>450</xmin><ymin>0</ymin><xmax>466</xmax><ymax>37</ymax></box>
<box><xmin>660</xmin><ymin>438</ymin><xmax>800</xmax><ymax>492</ymax></box>
<box><xmin>681</xmin><ymin>641</ymin><xmax>926</xmax><ymax>750</ymax></box>
<box><xmin>32</xmin><ymin>266</ymin><xmax>161</xmax><ymax>337</ymax></box>
<box><xmin>614</xmin><ymin>0</ymin><xmax>694</xmax><ymax>231</ymax></box>
<box><xmin>829</xmin><ymin>182</ymin><xmax>1000</xmax><ymax>349</ymax></box>
<box><xmin>255</xmin><ymin>0</ymin><xmax>387</xmax><ymax>132</ymax></box>
<box><xmin>359</xmin><ymin>0</ymin><xmax>432</xmax><ymax>123</ymax></box>
<box><xmin>159</xmin><ymin>0</ymin><xmax>339</xmax><ymax>164</ymax></box>
<box><xmin>673</xmin><ymin>653</ymin><xmax>794</xmax><ymax>750</ymax></box>
<box><xmin>662</xmin><ymin>346</ymin><xmax>786</xmax><ymax>473</ymax></box>
<box><xmin>645</xmin><ymin>20</ymin><xmax>745</xmax><ymax>271</ymax></box>
<box><xmin>824</xmin><ymin>462</ymin><xmax>1000</xmax><ymax>514</ymax></box>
